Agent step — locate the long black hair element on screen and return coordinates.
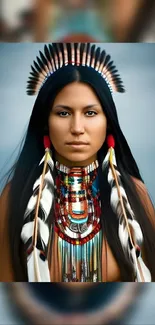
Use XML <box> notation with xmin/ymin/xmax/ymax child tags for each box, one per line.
<box><xmin>5</xmin><ymin>65</ymin><xmax>155</xmax><ymax>281</ymax></box>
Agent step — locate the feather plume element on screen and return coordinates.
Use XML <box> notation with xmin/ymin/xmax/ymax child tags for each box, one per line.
<box><xmin>21</xmin><ymin>149</ymin><xmax>54</xmax><ymax>282</ymax></box>
<box><xmin>102</xmin><ymin>145</ymin><xmax>151</xmax><ymax>282</ymax></box>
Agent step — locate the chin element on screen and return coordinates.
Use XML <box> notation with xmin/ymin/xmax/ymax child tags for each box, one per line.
<box><xmin>64</xmin><ymin>155</ymin><xmax>95</xmax><ymax>166</ymax></box>
<box><xmin>67</xmin><ymin>155</ymin><xmax>90</xmax><ymax>161</ymax></box>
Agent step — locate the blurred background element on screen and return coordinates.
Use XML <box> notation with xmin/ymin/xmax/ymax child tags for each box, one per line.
<box><xmin>1</xmin><ymin>0</ymin><xmax>155</xmax><ymax>42</ymax></box>
<box><xmin>0</xmin><ymin>283</ymin><xmax>155</xmax><ymax>324</ymax></box>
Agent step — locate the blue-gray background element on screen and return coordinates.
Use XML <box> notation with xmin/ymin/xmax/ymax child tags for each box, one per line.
<box><xmin>0</xmin><ymin>43</ymin><xmax>155</xmax><ymax>202</ymax></box>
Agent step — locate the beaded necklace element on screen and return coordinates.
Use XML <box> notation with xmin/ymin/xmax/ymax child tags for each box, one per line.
<box><xmin>50</xmin><ymin>160</ymin><xmax>103</xmax><ymax>282</ymax></box>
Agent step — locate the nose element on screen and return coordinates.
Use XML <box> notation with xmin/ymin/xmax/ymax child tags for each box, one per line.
<box><xmin>70</xmin><ymin>115</ymin><xmax>85</xmax><ymax>135</ymax></box>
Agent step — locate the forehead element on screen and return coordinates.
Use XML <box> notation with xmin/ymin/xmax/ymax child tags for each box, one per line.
<box><xmin>53</xmin><ymin>82</ymin><xmax>101</xmax><ymax>105</ymax></box>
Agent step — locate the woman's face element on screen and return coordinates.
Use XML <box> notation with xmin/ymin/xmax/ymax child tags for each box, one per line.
<box><xmin>48</xmin><ymin>82</ymin><xmax>107</xmax><ymax>166</ymax></box>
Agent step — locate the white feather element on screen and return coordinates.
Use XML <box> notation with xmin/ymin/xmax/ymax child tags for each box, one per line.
<box><xmin>131</xmin><ymin>248</ymin><xmax>151</xmax><ymax>282</ymax></box>
<box><xmin>21</xmin><ymin>150</ymin><xmax>55</xmax><ymax>282</ymax></box>
<box><xmin>40</xmin><ymin>186</ymin><xmax>54</xmax><ymax>218</ymax></box>
<box><xmin>104</xmin><ymin>146</ymin><xmax>152</xmax><ymax>282</ymax></box>
<box><xmin>37</xmin><ymin>218</ymin><xmax>50</xmax><ymax>246</ymax></box>
<box><xmin>21</xmin><ymin>221</ymin><xmax>34</xmax><ymax>243</ymax></box>
<box><xmin>128</xmin><ymin>219</ymin><xmax>143</xmax><ymax>245</ymax></box>
<box><xmin>118</xmin><ymin>223</ymin><xmax>129</xmax><ymax>250</ymax></box>
<box><xmin>33</xmin><ymin>176</ymin><xmax>41</xmax><ymax>191</ymax></box>
<box><xmin>25</xmin><ymin>195</ymin><xmax>37</xmax><ymax>214</ymax></box>
<box><xmin>27</xmin><ymin>247</ymin><xmax>51</xmax><ymax>282</ymax></box>
<box><xmin>137</xmin><ymin>256</ymin><xmax>151</xmax><ymax>282</ymax></box>
<box><xmin>102</xmin><ymin>151</ymin><xmax>110</xmax><ymax>169</ymax></box>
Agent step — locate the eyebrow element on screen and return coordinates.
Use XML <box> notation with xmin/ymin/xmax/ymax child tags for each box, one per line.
<box><xmin>53</xmin><ymin>104</ymin><xmax>100</xmax><ymax>110</ymax></box>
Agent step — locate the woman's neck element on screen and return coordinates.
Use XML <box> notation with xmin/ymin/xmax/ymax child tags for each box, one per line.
<box><xmin>54</xmin><ymin>153</ymin><xmax>98</xmax><ymax>167</ymax></box>
<box><xmin>55</xmin><ymin>159</ymin><xmax>99</xmax><ymax>174</ymax></box>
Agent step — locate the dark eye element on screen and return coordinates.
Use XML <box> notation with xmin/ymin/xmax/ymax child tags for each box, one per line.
<box><xmin>57</xmin><ymin>111</ymin><xmax>70</xmax><ymax>117</ymax></box>
<box><xmin>85</xmin><ymin>111</ymin><xmax>97</xmax><ymax>116</ymax></box>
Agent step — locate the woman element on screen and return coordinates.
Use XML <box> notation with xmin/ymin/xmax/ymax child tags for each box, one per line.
<box><xmin>0</xmin><ymin>43</ymin><xmax>155</xmax><ymax>282</ymax></box>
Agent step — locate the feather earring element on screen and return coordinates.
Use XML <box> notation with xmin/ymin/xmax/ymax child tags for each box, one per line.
<box><xmin>102</xmin><ymin>135</ymin><xmax>151</xmax><ymax>282</ymax></box>
<box><xmin>21</xmin><ymin>136</ymin><xmax>55</xmax><ymax>282</ymax></box>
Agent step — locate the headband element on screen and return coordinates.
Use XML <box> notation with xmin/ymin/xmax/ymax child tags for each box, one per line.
<box><xmin>27</xmin><ymin>43</ymin><xmax>125</xmax><ymax>95</ymax></box>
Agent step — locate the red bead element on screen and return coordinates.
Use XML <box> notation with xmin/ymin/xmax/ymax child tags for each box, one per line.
<box><xmin>107</xmin><ymin>134</ymin><xmax>115</xmax><ymax>148</ymax></box>
<box><xmin>43</xmin><ymin>135</ymin><xmax>50</xmax><ymax>149</ymax></box>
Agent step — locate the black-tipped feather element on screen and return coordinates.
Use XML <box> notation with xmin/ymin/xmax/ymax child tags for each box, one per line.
<box><xmin>66</xmin><ymin>43</ymin><xmax>72</xmax><ymax>63</ymax></box>
<box><xmin>52</xmin><ymin>43</ymin><xmax>61</xmax><ymax>68</ymax></box>
<box><xmin>27</xmin><ymin>43</ymin><xmax>125</xmax><ymax>95</ymax></box>
<box><xmin>94</xmin><ymin>47</ymin><xmax>101</xmax><ymax>67</ymax></box>
<box><xmin>36</xmin><ymin>56</ymin><xmax>46</xmax><ymax>71</ymax></box>
<box><xmin>55</xmin><ymin>43</ymin><xmax>62</xmax><ymax>67</ymax></box>
<box><xmin>31</xmin><ymin>65</ymin><xmax>39</xmax><ymax>75</ymax></box>
<box><xmin>104</xmin><ymin>55</ymin><xmax>111</xmax><ymax>67</ymax></box>
<box><xmin>90</xmin><ymin>44</ymin><xmax>96</xmax><ymax>66</ymax></box>
<box><xmin>74</xmin><ymin>43</ymin><xmax>79</xmax><ymax>64</ymax></box>
<box><xmin>30</xmin><ymin>72</ymin><xmax>39</xmax><ymax>78</ymax></box>
<box><xmin>49</xmin><ymin>44</ymin><xmax>57</xmax><ymax>69</ymax></box>
<box><xmin>106</xmin><ymin>61</ymin><xmax>114</xmax><ymax>69</ymax></box>
<box><xmin>33</xmin><ymin>60</ymin><xmax>42</xmax><ymax>73</ymax></box>
<box><xmin>39</xmin><ymin>51</ymin><xmax>49</xmax><ymax>67</ymax></box>
<box><xmin>80</xmin><ymin>43</ymin><xmax>85</xmax><ymax>64</ymax></box>
<box><xmin>100</xmin><ymin>50</ymin><xmax>106</xmax><ymax>64</ymax></box>
<box><xmin>28</xmin><ymin>77</ymin><xmax>40</xmax><ymax>82</ymax></box>
<box><xmin>59</xmin><ymin>43</ymin><xmax>65</xmax><ymax>65</ymax></box>
<box><xmin>85</xmin><ymin>43</ymin><xmax>91</xmax><ymax>64</ymax></box>
<box><xmin>44</xmin><ymin>45</ymin><xmax>51</xmax><ymax>63</ymax></box>
<box><xmin>110</xmin><ymin>68</ymin><xmax>118</xmax><ymax>74</ymax></box>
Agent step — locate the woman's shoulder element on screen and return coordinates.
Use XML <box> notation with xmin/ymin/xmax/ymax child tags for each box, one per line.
<box><xmin>0</xmin><ymin>182</ymin><xmax>16</xmax><ymax>281</ymax></box>
<box><xmin>0</xmin><ymin>182</ymin><xmax>11</xmax><ymax>214</ymax></box>
<box><xmin>0</xmin><ymin>182</ymin><xmax>12</xmax><ymax>236</ymax></box>
<box><xmin>0</xmin><ymin>182</ymin><xmax>11</xmax><ymax>199</ymax></box>
<box><xmin>131</xmin><ymin>176</ymin><xmax>155</xmax><ymax>228</ymax></box>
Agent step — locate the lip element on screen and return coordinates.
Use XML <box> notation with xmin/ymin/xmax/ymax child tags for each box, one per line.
<box><xmin>68</xmin><ymin>144</ymin><xmax>88</xmax><ymax>149</ymax></box>
<box><xmin>66</xmin><ymin>142</ymin><xmax>89</xmax><ymax>145</ymax></box>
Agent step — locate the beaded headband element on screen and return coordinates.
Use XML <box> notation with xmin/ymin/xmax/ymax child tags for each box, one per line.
<box><xmin>27</xmin><ymin>43</ymin><xmax>125</xmax><ymax>95</ymax></box>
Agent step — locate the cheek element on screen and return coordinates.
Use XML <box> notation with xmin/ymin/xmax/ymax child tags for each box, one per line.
<box><xmin>90</xmin><ymin>119</ymin><xmax>107</xmax><ymax>151</ymax></box>
<box><xmin>49</xmin><ymin>117</ymin><xmax>68</xmax><ymax>132</ymax></box>
<box><xmin>49</xmin><ymin>119</ymin><xmax>58</xmax><ymax>142</ymax></box>
<box><xmin>91</xmin><ymin>118</ymin><xmax>107</xmax><ymax>140</ymax></box>
<box><xmin>48</xmin><ymin>118</ymin><xmax>67</xmax><ymax>147</ymax></box>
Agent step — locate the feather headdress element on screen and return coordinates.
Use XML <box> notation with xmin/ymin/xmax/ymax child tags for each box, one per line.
<box><xmin>27</xmin><ymin>43</ymin><xmax>125</xmax><ymax>95</ymax></box>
